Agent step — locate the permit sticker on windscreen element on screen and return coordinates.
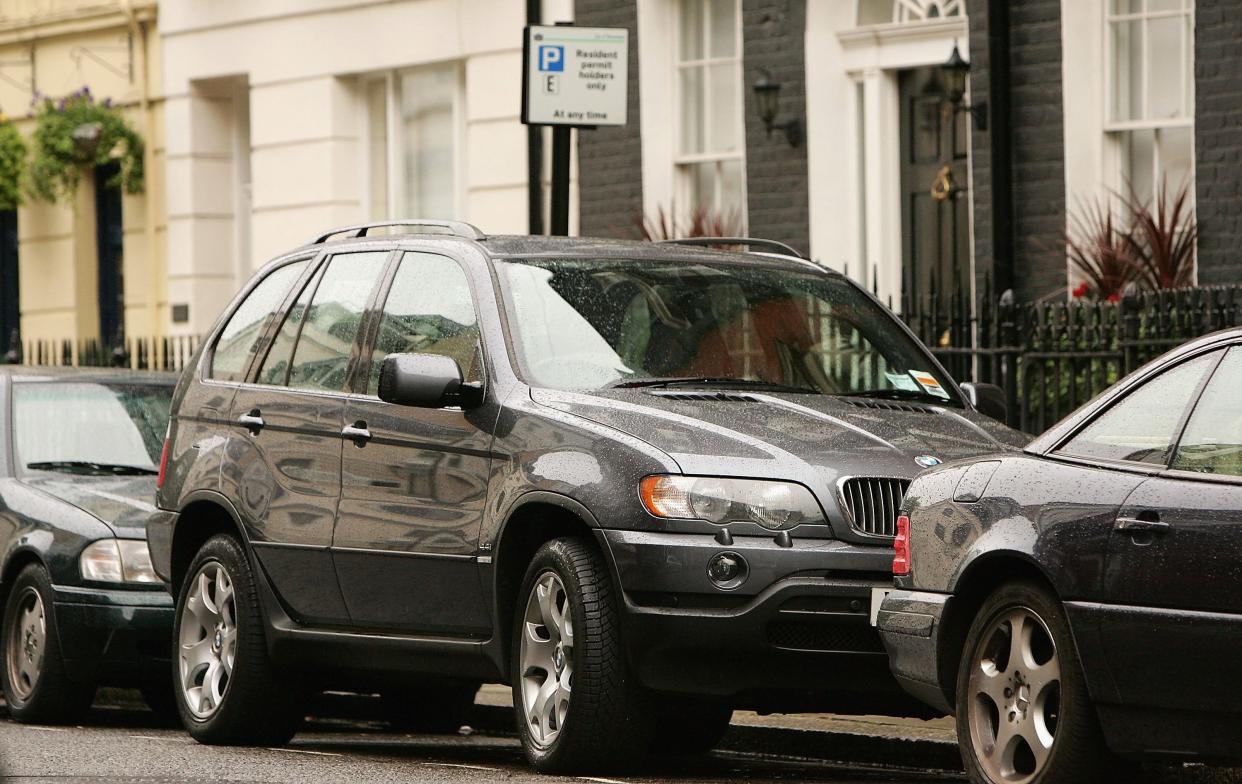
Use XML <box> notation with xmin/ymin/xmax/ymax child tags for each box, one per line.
<box><xmin>909</xmin><ymin>370</ymin><xmax>950</xmax><ymax>399</ymax></box>
<box><xmin>885</xmin><ymin>372</ymin><xmax>921</xmax><ymax>392</ymax></box>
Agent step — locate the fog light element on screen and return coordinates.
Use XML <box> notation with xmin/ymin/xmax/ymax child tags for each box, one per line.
<box><xmin>707</xmin><ymin>551</ymin><xmax>748</xmax><ymax>590</ymax></box>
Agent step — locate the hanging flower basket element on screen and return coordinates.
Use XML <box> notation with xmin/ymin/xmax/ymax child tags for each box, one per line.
<box><xmin>0</xmin><ymin>114</ymin><xmax>26</xmax><ymax>211</ymax></box>
<box><xmin>29</xmin><ymin>87</ymin><xmax>143</xmax><ymax>204</ymax></box>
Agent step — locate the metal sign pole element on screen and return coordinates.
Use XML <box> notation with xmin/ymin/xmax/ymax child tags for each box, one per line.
<box><xmin>550</xmin><ymin>126</ymin><xmax>571</xmax><ymax>236</ymax></box>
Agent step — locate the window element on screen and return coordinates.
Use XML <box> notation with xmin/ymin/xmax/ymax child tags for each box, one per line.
<box><xmin>366</xmin><ymin>252</ymin><xmax>481</xmax><ymax>395</ymax></box>
<box><xmin>256</xmin><ymin>264</ymin><xmax>324</xmax><ymax>386</ymax></box>
<box><xmin>286</xmin><ymin>251</ymin><xmax>389</xmax><ymax>392</ymax></box>
<box><xmin>363</xmin><ymin>63</ymin><xmax>462</xmax><ymax>221</ymax></box>
<box><xmin>675</xmin><ymin>0</ymin><xmax>745</xmax><ymax>223</ymax></box>
<box><xmin>1172</xmin><ymin>348</ymin><xmax>1242</xmax><ymax>477</ymax></box>
<box><xmin>210</xmin><ymin>260</ymin><xmax>309</xmax><ymax>382</ymax></box>
<box><xmin>1059</xmin><ymin>351</ymin><xmax>1218</xmax><ymax>466</ymax></box>
<box><xmin>15</xmin><ymin>382</ymin><xmax>171</xmax><ymax>473</ymax></box>
<box><xmin>1107</xmin><ymin>0</ymin><xmax>1195</xmax><ymax>207</ymax></box>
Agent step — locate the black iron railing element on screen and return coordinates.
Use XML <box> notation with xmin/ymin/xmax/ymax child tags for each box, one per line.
<box><xmin>8</xmin><ymin>333</ymin><xmax>200</xmax><ymax>373</ymax></box>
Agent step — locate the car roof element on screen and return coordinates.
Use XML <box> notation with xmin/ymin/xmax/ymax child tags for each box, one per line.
<box><xmin>1</xmin><ymin>365</ymin><xmax>178</xmax><ymax>384</ymax></box>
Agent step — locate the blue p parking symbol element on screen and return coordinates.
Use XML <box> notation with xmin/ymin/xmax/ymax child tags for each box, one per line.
<box><xmin>538</xmin><ymin>45</ymin><xmax>564</xmax><ymax>72</ymax></box>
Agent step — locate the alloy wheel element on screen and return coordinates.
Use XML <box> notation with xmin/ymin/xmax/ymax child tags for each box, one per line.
<box><xmin>6</xmin><ymin>587</ymin><xmax>46</xmax><ymax>701</ymax></box>
<box><xmin>178</xmin><ymin>561</ymin><xmax>238</xmax><ymax>720</ymax></box>
<box><xmin>519</xmin><ymin>571</ymin><xmax>574</xmax><ymax>748</ymax></box>
<box><xmin>967</xmin><ymin>606</ymin><xmax>1062</xmax><ymax>783</ymax></box>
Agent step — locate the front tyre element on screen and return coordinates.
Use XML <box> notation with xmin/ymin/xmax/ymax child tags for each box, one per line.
<box><xmin>957</xmin><ymin>580</ymin><xmax>1108</xmax><ymax>784</ymax></box>
<box><xmin>512</xmin><ymin>538</ymin><xmax>650</xmax><ymax>774</ymax></box>
<box><xmin>172</xmin><ymin>534</ymin><xmax>304</xmax><ymax>745</ymax></box>
<box><xmin>1</xmin><ymin>564</ymin><xmax>95</xmax><ymax>723</ymax></box>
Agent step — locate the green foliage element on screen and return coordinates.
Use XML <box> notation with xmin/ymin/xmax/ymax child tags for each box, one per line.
<box><xmin>0</xmin><ymin>116</ymin><xmax>26</xmax><ymax>211</ymax></box>
<box><xmin>29</xmin><ymin>87</ymin><xmax>143</xmax><ymax>204</ymax></box>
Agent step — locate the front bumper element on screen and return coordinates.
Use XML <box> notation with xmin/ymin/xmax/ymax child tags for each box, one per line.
<box><xmin>53</xmin><ymin>583</ymin><xmax>175</xmax><ymax>687</ymax></box>
<box><xmin>876</xmin><ymin>588</ymin><xmax>954</xmax><ymax>714</ymax></box>
<box><xmin>146</xmin><ymin>508</ymin><xmax>177</xmax><ymax>583</ymax></box>
<box><xmin>598</xmin><ymin>528</ymin><xmax>929</xmax><ymax>715</ymax></box>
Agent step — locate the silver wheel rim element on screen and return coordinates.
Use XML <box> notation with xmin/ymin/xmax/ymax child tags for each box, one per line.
<box><xmin>519</xmin><ymin>571</ymin><xmax>574</xmax><ymax>748</ymax></box>
<box><xmin>967</xmin><ymin>606</ymin><xmax>1062</xmax><ymax>783</ymax></box>
<box><xmin>6</xmin><ymin>587</ymin><xmax>46</xmax><ymax>701</ymax></box>
<box><xmin>177</xmin><ymin>561</ymin><xmax>237</xmax><ymax>720</ymax></box>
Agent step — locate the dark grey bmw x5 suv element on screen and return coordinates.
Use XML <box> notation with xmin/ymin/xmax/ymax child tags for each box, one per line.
<box><xmin>148</xmin><ymin>220</ymin><xmax>1026</xmax><ymax>773</ymax></box>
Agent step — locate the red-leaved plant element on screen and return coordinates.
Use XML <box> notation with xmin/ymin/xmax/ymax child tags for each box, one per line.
<box><xmin>635</xmin><ymin>205</ymin><xmax>744</xmax><ymax>244</ymax></box>
<box><xmin>1125</xmin><ymin>179</ymin><xmax>1198</xmax><ymax>290</ymax></box>
<box><xmin>1063</xmin><ymin>196</ymin><xmax>1141</xmax><ymax>301</ymax></box>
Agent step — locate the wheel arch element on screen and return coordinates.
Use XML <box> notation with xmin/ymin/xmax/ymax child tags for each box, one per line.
<box><xmin>169</xmin><ymin>492</ymin><xmax>250</xmax><ymax>593</ymax></box>
<box><xmin>938</xmin><ymin>551</ymin><xmax>1060</xmax><ymax>710</ymax></box>
<box><xmin>491</xmin><ymin>492</ymin><xmax>603</xmax><ymax>682</ymax></box>
<box><xmin>0</xmin><ymin>548</ymin><xmax>48</xmax><ymax>618</ymax></box>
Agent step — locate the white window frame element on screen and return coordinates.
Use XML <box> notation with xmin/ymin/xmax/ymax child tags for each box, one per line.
<box><xmin>1102</xmin><ymin>0</ymin><xmax>1195</xmax><ymax>199</ymax></box>
<box><xmin>361</xmin><ymin>63</ymin><xmax>466</xmax><ymax>222</ymax></box>
<box><xmin>672</xmin><ymin>0</ymin><xmax>748</xmax><ymax>228</ymax></box>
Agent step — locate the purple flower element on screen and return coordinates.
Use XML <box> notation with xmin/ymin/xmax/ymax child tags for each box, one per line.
<box><xmin>102</xmin><ymin>97</ymin><xmax>112</xmax><ymax>108</ymax></box>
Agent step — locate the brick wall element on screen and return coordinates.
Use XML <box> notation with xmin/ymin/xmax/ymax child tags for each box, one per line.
<box><xmin>741</xmin><ymin>0</ymin><xmax>809</xmax><ymax>256</ymax></box>
<box><xmin>574</xmin><ymin>0</ymin><xmax>644</xmax><ymax>238</ymax></box>
<box><xmin>1193</xmin><ymin>0</ymin><xmax>1242</xmax><ymax>285</ymax></box>
<box><xmin>967</xmin><ymin>0</ymin><xmax>1067</xmax><ymax>302</ymax></box>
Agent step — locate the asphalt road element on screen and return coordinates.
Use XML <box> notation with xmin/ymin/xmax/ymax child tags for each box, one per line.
<box><xmin>0</xmin><ymin>699</ymin><xmax>964</xmax><ymax>784</ymax></box>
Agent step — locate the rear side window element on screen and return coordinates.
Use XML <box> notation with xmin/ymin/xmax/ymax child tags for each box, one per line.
<box><xmin>1058</xmin><ymin>351</ymin><xmax>1218</xmax><ymax>466</ymax></box>
<box><xmin>286</xmin><ymin>251</ymin><xmax>389</xmax><ymax>392</ymax></box>
<box><xmin>210</xmin><ymin>260</ymin><xmax>309</xmax><ymax>381</ymax></box>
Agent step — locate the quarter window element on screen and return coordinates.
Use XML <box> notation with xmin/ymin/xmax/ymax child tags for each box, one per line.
<box><xmin>286</xmin><ymin>251</ymin><xmax>389</xmax><ymax>392</ymax></box>
<box><xmin>1059</xmin><ymin>351</ymin><xmax>1218</xmax><ymax>466</ymax></box>
<box><xmin>366</xmin><ymin>252</ymin><xmax>481</xmax><ymax>396</ymax></box>
<box><xmin>1172</xmin><ymin>348</ymin><xmax>1242</xmax><ymax>477</ymax></box>
<box><xmin>210</xmin><ymin>260</ymin><xmax>309</xmax><ymax>382</ymax></box>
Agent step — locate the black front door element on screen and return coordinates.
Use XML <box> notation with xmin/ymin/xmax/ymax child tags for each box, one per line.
<box><xmin>898</xmin><ymin>67</ymin><xmax>970</xmax><ymax>311</ymax></box>
<box><xmin>95</xmin><ymin>162</ymin><xmax>124</xmax><ymax>345</ymax></box>
<box><xmin>0</xmin><ymin>209</ymin><xmax>17</xmax><ymax>356</ymax></box>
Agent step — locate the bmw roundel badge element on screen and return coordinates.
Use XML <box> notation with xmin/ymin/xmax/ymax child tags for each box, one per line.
<box><xmin>914</xmin><ymin>455</ymin><xmax>942</xmax><ymax>468</ymax></box>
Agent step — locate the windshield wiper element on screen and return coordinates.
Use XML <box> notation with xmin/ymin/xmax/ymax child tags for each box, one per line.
<box><xmin>609</xmin><ymin>376</ymin><xmax>819</xmax><ymax>394</ymax></box>
<box><xmin>835</xmin><ymin>388</ymin><xmax>953</xmax><ymax>404</ymax></box>
<box><xmin>26</xmin><ymin>461</ymin><xmax>158</xmax><ymax>476</ymax></box>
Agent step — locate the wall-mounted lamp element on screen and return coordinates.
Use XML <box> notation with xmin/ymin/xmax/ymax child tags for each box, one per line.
<box><xmin>752</xmin><ymin>69</ymin><xmax>803</xmax><ymax>148</ymax></box>
<box><xmin>941</xmin><ymin>43</ymin><xmax>987</xmax><ymax>131</ymax></box>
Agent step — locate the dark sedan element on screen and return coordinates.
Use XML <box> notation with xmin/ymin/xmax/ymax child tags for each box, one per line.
<box><xmin>877</xmin><ymin>328</ymin><xmax>1242</xmax><ymax>783</ymax></box>
<box><xmin>0</xmin><ymin>367</ymin><xmax>175</xmax><ymax>723</ymax></box>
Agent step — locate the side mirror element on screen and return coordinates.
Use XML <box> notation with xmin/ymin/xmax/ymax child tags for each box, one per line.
<box><xmin>960</xmin><ymin>382</ymin><xmax>1007</xmax><ymax>423</ymax></box>
<box><xmin>378</xmin><ymin>353</ymin><xmax>482</xmax><ymax>409</ymax></box>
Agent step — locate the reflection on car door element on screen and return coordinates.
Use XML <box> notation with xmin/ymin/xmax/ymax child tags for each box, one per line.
<box><xmin>1101</xmin><ymin>346</ymin><xmax>1242</xmax><ymax>721</ymax></box>
<box><xmin>226</xmin><ymin>249</ymin><xmax>390</xmax><ymax>626</ymax></box>
<box><xmin>333</xmin><ymin>251</ymin><xmax>494</xmax><ymax>635</ymax></box>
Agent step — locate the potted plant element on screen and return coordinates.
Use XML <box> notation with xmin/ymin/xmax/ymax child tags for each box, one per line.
<box><xmin>28</xmin><ymin>87</ymin><xmax>143</xmax><ymax>204</ymax></box>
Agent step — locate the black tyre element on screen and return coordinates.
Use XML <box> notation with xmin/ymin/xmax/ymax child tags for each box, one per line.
<box><xmin>649</xmin><ymin>698</ymin><xmax>732</xmax><ymax>756</ymax></box>
<box><xmin>956</xmin><ymin>580</ymin><xmax>1110</xmax><ymax>784</ymax></box>
<box><xmin>381</xmin><ymin>680</ymin><xmax>480</xmax><ymax>733</ymax></box>
<box><xmin>1</xmin><ymin>563</ymin><xmax>95</xmax><ymax>723</ymax></box>
<box><xmin>172</xmin><ymin>534</ymin><xmax>304</xmax><ymax>745</ymax></box>
<box><xmin>511</xmin><ymin>537</ymin><xmax>651</xmax><ymax>774</ymax></box>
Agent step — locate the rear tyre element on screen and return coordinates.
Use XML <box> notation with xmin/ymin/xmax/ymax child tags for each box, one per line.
<box><xmin>381</xmin><ymin>681</ymin><xmax>480</xmax><ymax>733</ymax></box>
<box><xmin>1</xmin><ymin>564</ymin><xmax>95</xmax><ymax>723</ymax></box>
<box><xmin>956</xmin><ymin>580</ymin><xmax>1109</xmax><ymax>784</ymax></box>
<box><xmin>511</xmin><ymin>537</ymin><xmax>651</xmax><ymax>774</ymax></box>
<box><xmin>172</xmin><ymin>534</ymin><xmax>304</xmax><ymax>745</ymax></box>
<box><xmin>649</xmin><ymin>698</ymin><xmax>732</xmax><ymax>756</ymax></box>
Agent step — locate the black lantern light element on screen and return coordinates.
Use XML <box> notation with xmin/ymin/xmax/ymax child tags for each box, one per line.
<box><xmin>752</xmin><ymin>68</ymin><xmax>802</xmax><ymax>148</ymax></box>
<box><xmin>940</xmin><ymin>43</ymin><xmax>987</xmax><ymax>130</ymax></box>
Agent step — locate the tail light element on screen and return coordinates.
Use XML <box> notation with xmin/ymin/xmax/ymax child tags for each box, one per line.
<box><xmin>156</xmin><ymin>426</ymin><xmax>171</xmax><ymax>489</ymax></box>
<box><xmin>893</xmin><ymin>514</ymin><xmax>911</xmax><ymax>576</ymax></box>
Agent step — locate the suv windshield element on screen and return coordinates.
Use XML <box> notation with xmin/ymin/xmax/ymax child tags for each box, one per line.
<box><xmin>494</xmin><ymin>257</ymin><xmax>958</xmax><ymax>403</ymax></box>
<box><xmin>15</xmin><ymin>381</ymin><xmax>172</xmax><ymax>475</ymax></box>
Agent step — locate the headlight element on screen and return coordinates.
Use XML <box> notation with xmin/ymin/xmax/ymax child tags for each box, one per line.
<box><xmin>80</xmin><ymin>539</ymin><xmax>159</xmax><ymax>584</ymax></box>
<box><xmin>639</xmin><ymin>475</ymin><xmax>825</xmax><ymax>530</ymax></box>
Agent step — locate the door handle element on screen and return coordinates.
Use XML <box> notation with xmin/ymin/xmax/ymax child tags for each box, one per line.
<box><xmin>342</xmin><ymin>421</ymin><xmax>372</xmax><ymax>446</ymax></box>
<box><xmin>238</xmin><ymin>410</ymin><xmax>265</xmax><ymax>435</ymax></box>
<box><xmin>1114</xmin><ymin>517</ymin><xmax>1171</xmax><ymax>535</ymax></box>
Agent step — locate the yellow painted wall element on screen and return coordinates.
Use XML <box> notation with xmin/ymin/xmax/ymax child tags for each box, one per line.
<box><xmin>0</xmin><ymin>0</ymin><xmax>165</xmax><ymax>345</ymax></box>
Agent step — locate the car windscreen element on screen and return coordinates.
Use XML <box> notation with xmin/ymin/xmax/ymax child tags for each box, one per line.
<box><xmin>493</xmin><ymin>257</ymin><xmax>959</xmax><ymax>404</ymax></box>
<box><xmin>13</xmin><ymin>381</ymin><xmax>173</xmax><ymax>475</ymax></box>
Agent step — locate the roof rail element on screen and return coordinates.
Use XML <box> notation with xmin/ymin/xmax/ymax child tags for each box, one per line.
<box><xmin>656</xmin><ymin>237</ymin><xmax>803</xmax><ymax>259</ymax></box>
<box><xmin>309</xmin><ymin>220</ymin><xmax>487</xmax><ymax>245</ymax></box>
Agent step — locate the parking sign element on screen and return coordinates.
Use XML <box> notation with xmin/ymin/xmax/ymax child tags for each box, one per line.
<box><xmin>522</xmin><ymin>25</ymin><xmax>628</xmax><ymax>127</ymax></box>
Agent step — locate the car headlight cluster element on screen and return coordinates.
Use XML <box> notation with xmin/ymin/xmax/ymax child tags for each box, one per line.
<box><xmin>80</xmin><ymin>539</ymin><xmax>159</xmax><ymax>584</ymax></box>
<box><xmin>639</xmin><ymin>475</ymin><xmax>824</xmax><ymax>530</ymax></box>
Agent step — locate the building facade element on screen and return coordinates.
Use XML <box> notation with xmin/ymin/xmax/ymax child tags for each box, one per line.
<box><xmin>0</xmin><ymin>0</ymin><xmax>165</xmax><ymax>350</ymax></box>
<box><xmin>577</xmin><ymin>0</ymin><xmax>1215</xmax><ymax>311</ymax></box>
